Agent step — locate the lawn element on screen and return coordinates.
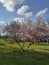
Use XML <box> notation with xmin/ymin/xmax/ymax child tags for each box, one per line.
<box><xmin>0</xmin><ymin>39</ymin><xmax>49</xmax><ymax>65</ymax></box>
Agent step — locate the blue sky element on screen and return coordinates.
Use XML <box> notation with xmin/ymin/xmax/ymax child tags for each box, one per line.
<box><xmin>0</xmin><ymin>0</ymin><xmax>49</xmax><ymax>24</ymax></box>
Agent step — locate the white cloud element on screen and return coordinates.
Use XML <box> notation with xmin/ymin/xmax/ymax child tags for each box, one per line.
<box><xmin>0</xmin><ymin>21</ymin><xmax>6</xmax><ymax>25</ymax></box>
<box><xmin>24</xmin><ymin>12</ymin><xmax>33</xmax><ymax>18</ymax></box>
<box><xmin>14</xmin><ymin>17</ymin><xmax>24</xmax><ymax>24</ymax></box>
<box><xmin>17</xmin><ymin>5</ymin><xmax>33</xmax><ymax>18</ymax></box>
<box><xmin>17</xmin><ymin>5</ymin><xmax>30</xmax><ymax>15</ymax></box>
<box><xmin>0</xmin><ymin>0</ymin><xmax>24</xmax><ymax>12</ymax></box>
<box><xmin>35</xmin><ymin>8</ymin><xmax>48</xmax><ymax>17</ymax></box>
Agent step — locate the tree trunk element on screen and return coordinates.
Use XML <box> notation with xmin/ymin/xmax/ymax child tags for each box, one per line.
<box><xmin>16</xmin><ymin>41</ymin><xmax>24</xmax><ymax>51</ymax></box>
<box><xmin>27</xmin><ymin>42</ymin><xmax>33</xmax><ymax>48</ymax></box>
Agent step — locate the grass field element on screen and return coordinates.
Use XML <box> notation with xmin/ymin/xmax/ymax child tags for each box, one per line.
<box><xmin>0</xmin><ymin>39</ymin><xmax>49</xmax><ymax>65</ymax></box>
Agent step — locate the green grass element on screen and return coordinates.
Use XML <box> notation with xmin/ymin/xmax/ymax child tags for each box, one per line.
<box><xmin>0</xmin><ymin>39</ymin><xmax>49</xmax><ymax>65</ymax></box>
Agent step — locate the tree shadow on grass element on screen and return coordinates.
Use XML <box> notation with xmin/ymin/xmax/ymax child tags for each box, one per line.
<box><xmin>0</xmin><ymin>48</ymin><xmax>49</xmax><ymax>65</ymax></box>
